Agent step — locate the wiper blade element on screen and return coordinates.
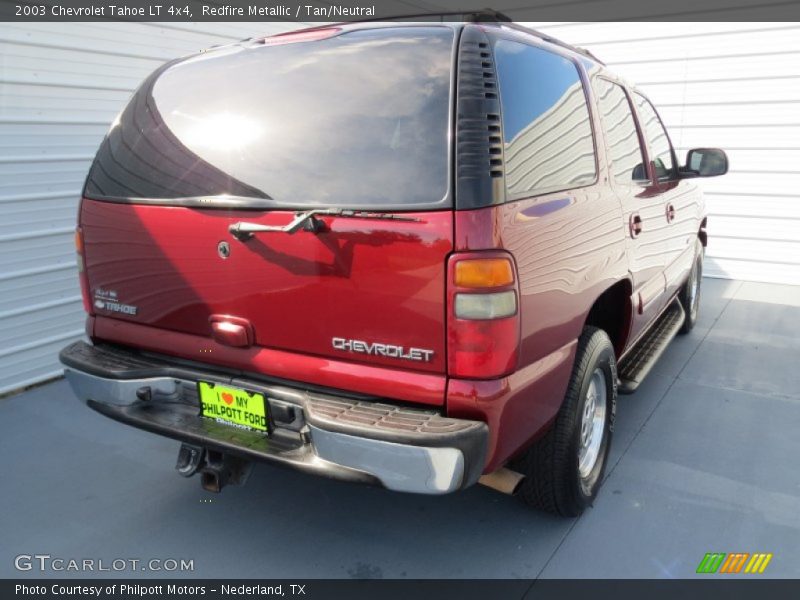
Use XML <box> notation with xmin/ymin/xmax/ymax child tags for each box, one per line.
<box><xmin>87</xmin><ymin>194</ymin><xmax>275</xmax><ymax>209</ymax></box>
<box><xmin>229</xmin><ymin>209</ymin><xmax>421</xmax><ymax>240</ymax></box>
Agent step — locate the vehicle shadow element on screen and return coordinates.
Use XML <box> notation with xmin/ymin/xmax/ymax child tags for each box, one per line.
<box><xmin>158</xmin><ymin>457</ymin><xmax>572</xmax><ymax>579</ymax></box>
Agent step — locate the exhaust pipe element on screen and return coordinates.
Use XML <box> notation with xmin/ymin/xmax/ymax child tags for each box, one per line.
<box><xmin>175</xmin><ymin>444</ymin><xmax>204</xmax><ymax>477</ymax></box>
<box><xmin>478</xmin><ymin>467</ymin><xmax>525</xmax><ymax>495</ymax></box>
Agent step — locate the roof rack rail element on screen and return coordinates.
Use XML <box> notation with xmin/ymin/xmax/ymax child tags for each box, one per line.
<box><xmin>497</xmin><ymin>22</ymin><xmax>605</xmax><ymax>64</ymax></box>
<box><xmin>337</xmin><ymin>8</ymin><xmax>514</xmax><ymax>24</ymax></box>
<box><xmin>289</xmin><ymin>8</ymin><xmax>604</xmax><ymax>65</ymax></box>
<box><xmin>468</xmin><ymin>12</ymin><xmax>604</xmax><ymax>64</ymax></box>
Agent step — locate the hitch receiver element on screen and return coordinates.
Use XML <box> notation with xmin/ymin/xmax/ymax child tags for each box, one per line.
<box><xmin>175</xmin><ymin>444</ymin><xmax>253</xmax><ymax>493</ymax></box>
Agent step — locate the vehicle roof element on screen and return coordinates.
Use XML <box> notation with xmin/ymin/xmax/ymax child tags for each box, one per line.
<box><xmin>245</xmin><ymin>20</ymin><xmax>632</xmax><ymax>88</ymax></box>
<box><xmin>262</xmin><ymin>20</ymin><xmax>605</xmax><ymax>66</ymax></box>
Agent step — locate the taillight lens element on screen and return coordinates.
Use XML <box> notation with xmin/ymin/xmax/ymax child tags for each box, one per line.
<box><xmin>454</xmin><ymin>258</ymin><xmax>514</xmax><ymax>288</ymax></box>
<box><xmin>455</xmin><ymin>290</ymin><xmax>517</xmax><ymax>320</ymax></box>
<box><xmin>75</xmin><ymin>226</ymin><xmax>93</xmax><ymax>315</ymax></box>
<box><xmin>447</xmin><ymin>253</ymin><xmax>520</xmax><ymax>379</ymax></box>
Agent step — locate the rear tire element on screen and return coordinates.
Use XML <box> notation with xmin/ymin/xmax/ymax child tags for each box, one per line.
<box><xmin>679</xmin><ymin>239</ymin><xmax>704</xmax><ymax>334</ymax></box>
<box><xmin>513</xmin><ymin>327</ymin><xmax>617</xmax><ymax>517</ymax></box>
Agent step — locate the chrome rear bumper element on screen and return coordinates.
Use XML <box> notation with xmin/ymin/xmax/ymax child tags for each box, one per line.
<box><xmin>60</xmin><ymin>341</ymin><xmax>488</xmax><ymax>495</ymax></box>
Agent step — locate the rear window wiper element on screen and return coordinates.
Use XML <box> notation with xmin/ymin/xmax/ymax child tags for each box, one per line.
<box><xmin>229</xmin><ymin>209</ymin><xmax>421</xmax><ymax>240</ymax></box>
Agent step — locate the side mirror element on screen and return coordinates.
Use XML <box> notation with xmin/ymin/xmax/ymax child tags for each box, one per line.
<box><xmin>682</xmin><ymin>148</ymin><xmax>728</xmax><ymax>178</ymax></box>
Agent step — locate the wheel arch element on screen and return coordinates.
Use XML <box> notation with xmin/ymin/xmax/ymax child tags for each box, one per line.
<box><xmin>584</xmin><ymin>279</ymin><xmax>633</xmax><ymax>359</ymax></box>
<box><xmin>699</xmin><ymin>216</ymin><xmax>708</xmax><ymax>247</ymax></box>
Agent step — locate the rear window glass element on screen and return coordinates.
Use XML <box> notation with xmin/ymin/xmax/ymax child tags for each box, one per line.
<box><xmin>85</xmin><ymin>27</ymin><xmax>454</xmax><ymax>209</ymax></box>
<box><xmin>493</xmin><ymin>39</ymin><xmax>597</xmax><ymax>199</ymax></box>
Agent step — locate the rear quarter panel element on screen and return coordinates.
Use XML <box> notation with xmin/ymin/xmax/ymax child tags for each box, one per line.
<box><xmin>454</xmin><ymin>186</ymin><xmax>628</xmax><ymax>370</ymax></box>
<box><xmin>449</xmin><ymin>183</ymin><xmax>629</xmax><ymax>469</ymax></box>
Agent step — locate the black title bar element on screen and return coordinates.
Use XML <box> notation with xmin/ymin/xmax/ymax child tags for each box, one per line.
<box><xmin>3</xmin><ymin>0</ymin><xmax>800</xmax><ymax>22</ymax></box>
<box><xmin>5</xmin><ymin>579</ymin><xmax>800</xmax><ymax>600</ymax></box>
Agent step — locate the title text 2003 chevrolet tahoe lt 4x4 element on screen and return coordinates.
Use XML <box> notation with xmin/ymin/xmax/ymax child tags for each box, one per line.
<box><xmin>59</xmin><ymin>16</ymin><xmax>728</xmax><ymax>516</ymax></box>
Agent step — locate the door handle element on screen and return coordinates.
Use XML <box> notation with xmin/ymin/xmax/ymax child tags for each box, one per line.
<box><xmin>629</xmin><ymin>213</ymin><xmax>643</xmax><ymax>238</ymax></box>
<box><xmin>666</xmin><ymin>203</ymin><xmax>676</xmax><ymax>223</ymax></box>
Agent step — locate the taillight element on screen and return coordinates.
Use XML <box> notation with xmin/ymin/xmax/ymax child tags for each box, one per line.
<box><xmin>75</xmin><ymin>226</ymin><xmax>93</xmax><ymax>315</ymax></box>
<box><xmin>447</xmin><ymin>253</ymin><xmax>520</xmax><ymax>379</ymax></box>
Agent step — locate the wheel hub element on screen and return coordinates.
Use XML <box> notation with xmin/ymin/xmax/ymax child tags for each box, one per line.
<box><xmin>688</xmin><ymin>263</ymin><xmax>699</xmax><ymax>310</ymax></box>
<box><xmin>578</xmin><ymin>368</ymin><xmax>607</xmax><ymax>479</ymax></box>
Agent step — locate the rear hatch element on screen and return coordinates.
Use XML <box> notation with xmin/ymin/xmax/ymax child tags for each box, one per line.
<box><xmin>79</xmin><ymin>26</ymin><xmax>456</xmax><ymax>378</ymax></box>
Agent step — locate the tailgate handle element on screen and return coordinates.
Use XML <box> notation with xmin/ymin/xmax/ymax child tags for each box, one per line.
<box><xmin>209</xmin><ymin>315</ymin><xmax>254</xmax><ymax>348</ymax></box>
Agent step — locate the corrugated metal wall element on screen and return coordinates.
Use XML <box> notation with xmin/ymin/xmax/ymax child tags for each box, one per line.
<box><xmin>1</xmin><ymin>21</ymin><xmax>798</xmax><ymax>394</ymax></box>
<box><xmin>531</xmin><ymin>22</ymin><xmax>800</xmax><ymax>286</ymax></box>
<box><xmin>0</xmin><ymin>22</ymin><xmax>298</xmax><ymax>394</ymax></box>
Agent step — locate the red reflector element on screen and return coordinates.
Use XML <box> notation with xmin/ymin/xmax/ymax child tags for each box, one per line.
<box><xmin>75</xmin><ymin>226</ymin><xmax>93</xmax><ymax>315</ymax></box>
<box><xmin>448</xmin><ymin>317</ymin><xmax>519</xmax><ymax>379</ymax></box>
<box><xmin>260</xmin><ymin>28</ymin><xmax>341</xmax><ymax>46</ymax></box>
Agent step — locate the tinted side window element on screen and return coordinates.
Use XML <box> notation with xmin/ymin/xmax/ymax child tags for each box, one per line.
<box><xmin>594</xmin><ymin>78</ymin><xmax>647</xmax><ymax>183</ymax></box>
<box><xmin>494</xmin><ymin>40</ymin><xmax>596</xmax><ymax>198</ymax></box>
<box><xmin>633</xmin><ymin>93</ymin><xmax>676</xmax><ymax>179</ymax></box>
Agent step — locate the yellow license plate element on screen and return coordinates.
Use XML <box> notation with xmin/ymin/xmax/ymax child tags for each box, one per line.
<box><xmin>198</xmin><ymin>382</ymin><xmax>268</xmax><ymax>432</ymax></box>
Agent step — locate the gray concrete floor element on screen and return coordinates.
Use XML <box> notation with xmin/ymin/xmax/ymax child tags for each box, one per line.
<box><xmin>2</xmin><ymin>278</ymin><xmax>798</xmax><ymax>579</ymax></box>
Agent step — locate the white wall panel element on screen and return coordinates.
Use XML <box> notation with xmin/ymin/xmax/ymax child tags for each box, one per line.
<box><xmin>0</xmin><ymin>21</ymin><xmax>301</xmax><ymax>394</ymax></box>
<box><xmin>530</xmin><ymin>22</ymin><xmax>800</xmax><ymax>286</ymax></box>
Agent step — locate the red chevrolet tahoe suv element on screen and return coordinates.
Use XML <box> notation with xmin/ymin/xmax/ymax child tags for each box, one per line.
<box><xmin>59</xmin><ymin>17</ymin><xmax>728</xmax><ymax>516</ymax></box>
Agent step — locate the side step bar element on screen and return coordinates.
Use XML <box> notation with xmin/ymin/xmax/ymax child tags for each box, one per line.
<box><xmin>617</xmin><ymin>299</ymin><xmax>685</xmax><ymax>394</ymax></box>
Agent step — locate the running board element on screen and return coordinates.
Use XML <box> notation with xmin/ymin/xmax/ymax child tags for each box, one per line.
<box><xmin>617</xmin><ymin>299</ymin><xmax>685</xmax><ymax>394</ymax></box>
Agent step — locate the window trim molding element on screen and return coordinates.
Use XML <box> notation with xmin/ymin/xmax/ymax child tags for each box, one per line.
<box><xmin>593</xmin><ymin>75</ymin><xmax>652</xmax><ymax>187</ymax></box>
<box><xmin>631</xmin><ymin>90</ymin><xmax>680</xmax><ymax>183</ymax></box>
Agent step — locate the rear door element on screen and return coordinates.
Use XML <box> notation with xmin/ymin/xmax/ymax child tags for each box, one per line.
<box><xmin>632</xmin><ymin>92</ymin><xmax>700</xmax><ymax>298</ymax></box>
<box><xmin>79</xmin><ymin>26</ymin><xmax>456</xmax><ymax>375</ymax></box>
<box><xmin>593</xmin><ymin>77</ymin><xmax>667</xmax><ymax>343</ymax></box>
